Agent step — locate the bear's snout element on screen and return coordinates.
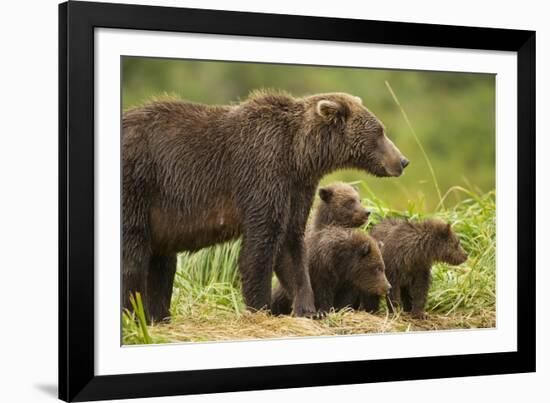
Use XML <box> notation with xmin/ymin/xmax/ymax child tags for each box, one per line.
<box><xmin>376</xmin><ymin>135</ymin><xmax>408</xmax><ymax>177</ymax></box>
<box><xmin>383</xmin><ymin>280</ymin><xmax>392</xmax><ymax>294</ymax></box>
<box><xmin>456</xmin><ymin>249</ymin><xmax>468</xmax><ymax>265</ymax></box>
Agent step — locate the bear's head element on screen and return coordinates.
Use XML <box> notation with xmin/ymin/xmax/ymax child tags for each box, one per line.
<box><xmin>305</xmin><ymin>93</ymin><xmax>409</xmax><ymax>177</ymax></box>
<box><xmin>347</xmin><ymin>232</ymin><xmax>391</xmax><ymax>296</ymax></box>
<box><xmin>316</xmin><ymin>182</ymin><xmax>370</xmax><ymax>228</ymax></box>
<box><xmin>428</xmin><ymin>219</ymin><xmax>468</xmax><ymax>266</ymax></box>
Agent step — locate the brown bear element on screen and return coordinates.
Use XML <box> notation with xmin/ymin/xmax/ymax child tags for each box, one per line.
<box><xmin>360</xmin><ymin>218</ymin><xmax>468</xmax><ymax>319</ymax></box>
<box><xmin>271</xmin><ymin>183</ymin><xmax>389</xmax><ymax>315</ymax></box>
<box><xmin>122</xmin><ymin>90</ymin><xmax>408</xmax><ymax>322</ymax></box>
<box><xmin>272</xmin><ymin>226</ymin><xmax>390</xmax><ymax>315</ymax></box>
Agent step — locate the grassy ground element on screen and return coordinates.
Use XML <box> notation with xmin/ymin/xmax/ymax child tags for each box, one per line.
<box><xmin>122</xmin><ymin>187</ymin><xmax>496</xmax><ymax>345</ymax></box>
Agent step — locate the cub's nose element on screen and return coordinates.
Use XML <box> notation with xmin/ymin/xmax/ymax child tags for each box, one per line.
<box><xmin>364</xmin><ymin>208</ymin><xmax>371</xmax><ymax>217</ymax></box>
<box><xmin>401</xmin><ymin>158</ymin><xmax>410</xmax><ymax>169</ymax></box>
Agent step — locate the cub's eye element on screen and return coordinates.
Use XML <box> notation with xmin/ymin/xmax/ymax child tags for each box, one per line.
<box><xmin>344</xmin><ymin>199</ymin><xmax>355</xmax><ymax>209</ymax></box>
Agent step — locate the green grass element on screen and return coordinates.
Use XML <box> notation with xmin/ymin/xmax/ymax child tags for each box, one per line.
<box><xmin>122</xmin><ymin>292</ymin><xmax>154</xmax><ymax>344</ymax></box>
<box><xmin>122</xmin><ymin>185</ymin><xmax>495</xmax><ymax>345</ymax></box>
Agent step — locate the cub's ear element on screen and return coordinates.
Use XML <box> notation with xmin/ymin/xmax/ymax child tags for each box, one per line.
<box><xmin>438</xmin><ymin>222</ymin><xmax>453</xmax><ymax>238</ymax></box>
<box><xmin>360</xmin><ymin>243</ymin><xmax>370</xmax><ymax>256</ymax></box>
<box><xmin>319</xmin><ymin>187</ymin><xmax>333</xmax><ymax>202</ymax></box>
<box><xmin>377</xmin><ymin>240</ymin><xmax>384</xmax><ymax>250</ymax></box>
<box><xmin>316</xmin><ymin>100</ymin><xmax>347</xmax><ymax>124</ymax></box>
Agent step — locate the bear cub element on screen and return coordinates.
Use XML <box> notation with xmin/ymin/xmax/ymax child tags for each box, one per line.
<box><xmin>271</xmin><ymin>183</ymin><xmax>390</xmax><ymax>315</ymax></box>
<box><xmin>365</xmin><ymin>218</ymin><xmax>468</xmax><ymax>319</ymax></box>
<box><xmin>307</xmin><ymin>227</ymin><xmax>390</xmax><ymax>314</ymax></box>
<box><xmin>312</xmin><ymin>182</ymin><xmax>371</xmax><ymax>230</ymax></box>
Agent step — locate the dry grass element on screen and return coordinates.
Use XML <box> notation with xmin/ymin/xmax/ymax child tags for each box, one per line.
<box><xmin>128</xmin><ymin>307</ymin><xmax>495</xmax><ymax>345</ymax></box>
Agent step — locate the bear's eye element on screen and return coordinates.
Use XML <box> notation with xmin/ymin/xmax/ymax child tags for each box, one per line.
<box><xmin>344</xmin><ymin>199</ymin><xmax>355</xmax><ymax>209</ymax></box>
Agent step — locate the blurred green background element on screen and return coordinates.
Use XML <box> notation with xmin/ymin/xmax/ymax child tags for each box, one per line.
<box><xmin>122</xmin><ymin>57</ymin><xmax>495</xmax><ymax>211</ymax></box>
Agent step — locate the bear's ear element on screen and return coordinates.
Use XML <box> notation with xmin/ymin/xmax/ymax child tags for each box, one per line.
<box><xmin>354</xmin><ymin>96</ymin><xmax>362</xmax><ymax>104</ymax></box>
<box><xmin>377</xmin><ymin>240</ymin><xmax>384</xmax><ymax>250</ymax></box>
<box><xmin>438</xmin><ymin>222</ymin><xmax>452</xmax><ymax>239</ymax></box>
<box><xmin>360</xmin><ymin>243</ymin><xmax>371</xmax><ymax>256</ymax></box>
<box><xmin>316</xmin><ymin>100</ymin><xmax>347</xmax><ymax>124</ymax></box>
<box><xmin>319</xmin><ymin>187</ymin><xmax>333</xmax><ymax>202</ymax></box>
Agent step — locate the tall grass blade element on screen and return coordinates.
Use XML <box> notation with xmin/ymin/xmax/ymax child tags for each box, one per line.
<box><xmin>385</xmin><ymin>80</ymin><xmax>444</xmax><ymax>209</ymax></box>
<box><xmin>129</xmin><ymin>292</ymin><xmax>153</xmax><ymax>344</ymax></box>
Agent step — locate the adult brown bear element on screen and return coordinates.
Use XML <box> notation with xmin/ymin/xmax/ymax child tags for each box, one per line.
<box><xmin>122</xmin><ymin>91</ymin><xmax>409</xmax><ymax>322</ymax></box>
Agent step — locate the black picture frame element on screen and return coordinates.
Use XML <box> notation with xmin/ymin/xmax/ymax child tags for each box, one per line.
<box><xmin>59</xmin><ymin>1</ymin><xmax>536</xmax><ymax>401</ymax></box>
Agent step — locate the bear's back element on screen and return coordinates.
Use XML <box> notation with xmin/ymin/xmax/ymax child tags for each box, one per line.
<box><xmin>370</xmin><ymin>218</ymin><xmax>404</xmax><ymax>242</ymax></box>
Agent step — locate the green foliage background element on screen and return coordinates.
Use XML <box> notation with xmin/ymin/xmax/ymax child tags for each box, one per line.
<box><xmin>122</xmin><ymin>57</ymin><xmax>495</xmax><ymax>211</ymax></box>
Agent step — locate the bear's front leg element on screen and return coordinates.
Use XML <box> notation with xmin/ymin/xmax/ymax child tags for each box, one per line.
<box><xmin>314</xmin><ymin>287</ymin><xmax>335</xmax><ymax>316</ymax></box>
<box><xmin>384</xmin><ymin>264</ymin><xmax>400</xmax><ymax>313</ymax></box>
<box><xmin>236</xmin><ymin>178</ymin><xmax>295</xmax><ymax>312</ymax></box>
<box><xmin>284</xmin><ymin>190</ymin><xmax>317</xmax><ymax>318</ymax></box>
<box><xmin>273</xmin><ymin>226</ymin><xmax>316</xmax><ymax>318</ymax></box>
<box><xmin>289</xmin><ymin>246</ymin><xmax>316</xmax><ymax>317</ymax></box>
<box><xmin>239</xmin><ymin>225</ymin><xmax>285</xmax><ymax>312</ymax></box>
<box><xmin>410</xmin><ymin>269</ymin><xmax>431</xmax><ymax>320</ymax></box>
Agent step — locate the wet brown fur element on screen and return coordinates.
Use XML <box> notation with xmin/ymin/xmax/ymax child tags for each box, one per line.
<box><xmin>122</xmin><ymin>91</ymin><xmax>407</xmax><ymax>322</ymax></box>
<box><xmin>360</xmin><ymin>218</ymin><xmax>468</xmax><ymax>318</ymax></box>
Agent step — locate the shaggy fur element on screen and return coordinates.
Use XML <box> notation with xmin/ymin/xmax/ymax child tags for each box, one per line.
<box><xmin>122</xmin><ymin>91</ymin><xmax>408</xmax><ymax>322</ymax></box>
<box><xmin>362</xmin><ymin>218</ymin><xmax>468</xmax><ymax>319</ymax></box>
<box><xmin>272</xmin><ymin>183</ymin><xmax>389</xmax><ymax>315</ymax></box>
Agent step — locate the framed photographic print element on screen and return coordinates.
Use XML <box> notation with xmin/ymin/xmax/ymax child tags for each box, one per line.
<box><xmin>59</xmin><ymin>1</ymin><xmax>536</xmax><ymax>401</ymax></box>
